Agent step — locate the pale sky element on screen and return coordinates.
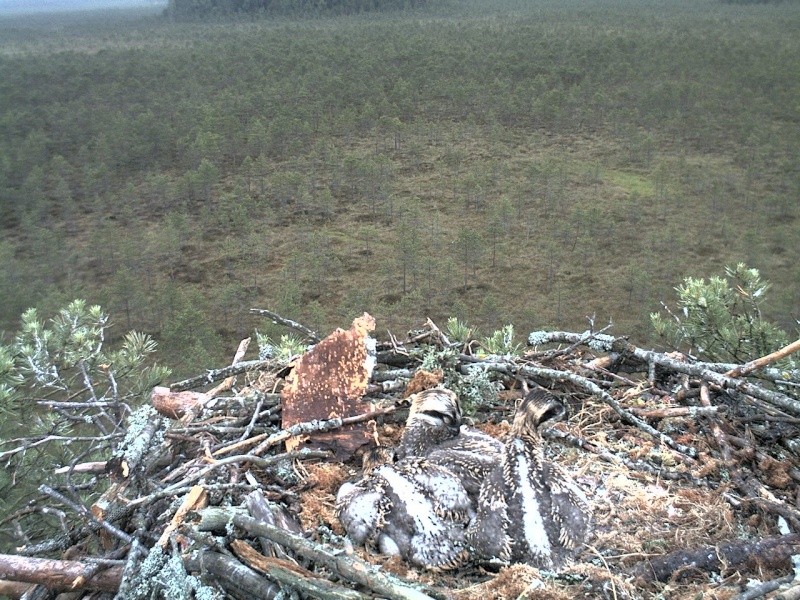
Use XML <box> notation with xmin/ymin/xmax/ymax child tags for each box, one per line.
<box><xmin>0</xmin><ymin>0</ymin><xmax>166</xmax><ymax>15</ymax></box>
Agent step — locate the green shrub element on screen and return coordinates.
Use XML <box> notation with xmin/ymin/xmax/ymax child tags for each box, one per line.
<box><xmin>651</xmin><ymin>264</ymin><xmax>794</xmax><ymax>366</ymax></box>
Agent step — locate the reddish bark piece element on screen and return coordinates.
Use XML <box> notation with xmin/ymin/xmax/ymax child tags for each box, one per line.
<box><xmin>151</xmin><ymin>386</ymin><xmax>208</xmax><ymax>419</ymax></box>
<box><xmin>281</xmin><ymin>313</ymin><xmax>376</xmax><ymax>459</ymax></box>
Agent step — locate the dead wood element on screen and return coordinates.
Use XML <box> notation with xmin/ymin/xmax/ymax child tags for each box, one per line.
<box><xmin>0</xmin><ymin>580</ymin><xmax>33</xmax><ymax>599</ymax></box>
<box><xmin>4</xmin><ymin>317</ymin><xmax>800</xmax><ymax>600</ymax></box>
<box><xmin>629</xmin><ymin>405</ymin><xmax>723</xmax><ymax>419</ymax></box>
<box><xmin>245</xmin><ymin>490</ymin><xmax>300</xmax><ymax>559</ymax></box>
<box><xmin>699</xmin><ymin>383</ymin><xmax>733</xmax><ymax>465</ymax></box>
<box><xmin>0</xmin><ymin>555</ymin><xmax>122</xmax><ymax>593</ymax></box>
<box><xmin>195</xmin><ymin>508</ymin><xmax>445</xmax><ymax>600</ymax></box>
<box><xmin>169</xmin><ymin>359</ymin><xmax>272</xmax><ymax>392</ymax></box>
<box><xmin>38</xmin><ymin>485</ymin><xmax>131</xmax><ymax>547</ymax></box>
<box><xmin>249</xmin><ymin>307</ymin><xmax>322</xmax><ymax>343</ymax></box>
<box><xmin>472</xmin><ymin>357</ymin><xmax>699</xmax><ymax>458</ymax></box>
<box><xmin>732</xmin><ymin>575</ymin><xmax>796</xmax><ymax>600</ymax></box>
<box><xmin>156</xmin><ymin>338</ymin><xmax>255</xmax><ymax>421</ymax></box>
<box><xmin>230</xmin><ymin>539</ymin><xmax>371</xmax><ymax>600</ymax></box>
<box><xmin>725</xmin><ymin>339</ymin><xmax>800</xmax><ymax>379</ymax></box>
<box><xmin>775</xmin><ymin>582</ymin><xmax>800</xmax><ymax>600</ymax></box>
<box><xmin>156</xmin><ymin>486</ymin><xmax>208</xmax><ymax>548</ymax></box>
<box><xmin>628</xmin><ymin>534</ymin><xmax>800</xmax><ymax>582</ymax></box>
<box><xmin>205</xmin><ymin>337</ymin><xmax>251</xmax><ymax>397</ymax></box>
<box><xmin>182</xmin><ymin>551</ymin><xmax>282</xmax><ymax>599</ymax></box>
<box><xmin>53</xmin><ymin>462</ymin><xmax>108</xmax><ymax>475</ymax></box>
<box><xmin>151</xmin><ymin>386</ymin><xmax>208</xmax><ymax>419</ymax></box>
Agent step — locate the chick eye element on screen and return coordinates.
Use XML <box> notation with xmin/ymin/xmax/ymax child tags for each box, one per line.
<box><xmin>442</xmin><ymin>415</ymin><xmax>453</xmax><ymax>425</ymax></box>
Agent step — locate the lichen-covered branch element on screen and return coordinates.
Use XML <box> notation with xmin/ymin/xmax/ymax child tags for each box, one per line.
<box><xmin>169</xmin><ymin>359</ymin><xmax>272</xmax><ymax>392</ymax></box>
<box><xmin>0</xmin><ymin>554</ymin><xmax>123</xmax><ymax>592</ymax></box>
<box><xmin>249</xmin><ymin>308</ymin><xmax>322</xmax><ymax>343</ymax></box>
<box><xmin>469</xmin><ymin>358</ymin><xmax>698</xmax><ymax>457</ymax></box>
<box><xmin>196</xmin><ymin>509</ymin><xmax>445</xmax><ymax>600</ymax></box>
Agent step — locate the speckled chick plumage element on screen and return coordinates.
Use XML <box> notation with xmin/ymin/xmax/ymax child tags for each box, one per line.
<box><xmin>336</xmin><ymin>457</ymin><xmax>473</xmax><ymax>570</ymax></box>
<box><xmin>467</xmin><ymin>390</ymin><xmax>592</xmax><ymax>569</ymax></box>
<box><xmin>336</xmin><ymin>387</ymin><xmax>480</xmax><ymax>570</ymax></box>
<box><xmin>396</xmin><ymin>388</ymin><xmax>463</xmax><ymax>460</ymax></box>
<box><xmin>398</xmin><ymin>387</ymin><xmax>503</xmax><ymax>497</ymax></box>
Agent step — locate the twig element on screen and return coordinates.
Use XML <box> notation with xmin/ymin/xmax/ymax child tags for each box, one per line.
<box><xmin>629</xmin><ymin>405</ymin><xmax>724</xmax><ymax>419</ymax></box>
<box><xmin>527</xmin><ymin>330</ymin><xmax>617</xmax><ymax>352</ymax></box>
<box><xmin>0</xmin><ymin>434</ymin><xmax>123</xmax><ymax>462</ymax></box>
<box><xmin>775</xmin><ymin>582</ymin><xmax>800</xmax><ymax>600</ymax></box>
<box><xmin>183</xmin><ymin>551</ymin><xmax>282</xmax><ymax>599</ymax></box>
<box><xmin>732</xmin><ymin>474</ymin><xmax>800</xmax><ymax>531</ymax></box>
<box><xmin>250</xmin><ymin>406</ymin><xmax>398</xmax><ymax>456</ymax></box>
<box><xmin>732</xmin><ymin>574</ymin><xmax>795</xmax><ymax>600</ymax></box>
<box><xmin>38</xmin><ymin>486</ymin><xmax>132</xmax><ymax>546</ymax></box>
<box><xmin>542</xmin><ymin>428</ymin><xmax>700</xmax><ymax>483</ymax></box>
<box><xmin>699</xmin><ymin>384</ymin><xmax>733</xmax><ymax>464</ymax></box>
<box><xmin>473</xmin><ymin>358</ymin><xmax>698</xmax><ymax>458</ymax></box>
<box><xmin>0</xmin><ymin>554</ymin><xmax>123</xmax><ymax>592</ymax></box>
<box><xmin>206</xmin><ymin>337</ymin><xmax>252</xmax><ymax>398</ymax></box>
<box><xmin>249</xmin><ymin>308</ymin><xmax>322</xmax><ymax>343</ymax></box>
<box><xmin>135</xmin><ymin>449</ymin><xmax>330</xmax><ymax>504</ymax></box>
<box><xmin>231</xmin><ymin>539</ymin><xmax>371</xmax><ymax>600</ymax></box>
<box><xmin>196</xmin><ymin>509</ymin><xmax>446</xmax><ymax>600</ymax></box>
<box><xmin>531</xmin><ymin>324</ymin><xmax>615</xmax><ymax>360</ymax></box>
<box><xmin>725</xmin><ymin>339</ymin><xmax>800</xmax><ymax>379</ymax></box>
<box><xmin>169</xmin><ymin>359</ymin><xmax>273</xmax><ymax>392</ymax></box>
<box><xmin>527</xmin><ymin>331</ymin><xmax>800</xmax><ymax>384</ymax></box>
<box><xmin>113</xmin><ymin>539</ymin><xmax>146</xmax><ymax>600</ymax></box>
<box><xmin>238</xmin><ymin>392</ymin><xmax>264</xmax><ymax>443</ymax></box>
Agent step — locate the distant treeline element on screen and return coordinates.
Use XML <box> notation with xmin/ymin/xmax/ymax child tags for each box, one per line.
<box><xmin>165</xmin><ymin>0</ymin><xmax>426</xmax><ymax>18</ymax></box>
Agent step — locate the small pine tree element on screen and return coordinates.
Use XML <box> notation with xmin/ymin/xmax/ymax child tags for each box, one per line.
<box><xmin>651</xmin><ymin>264</ymin><xmax>794</xmax><ymax>366</ymax></box>
<box><xmin>0</xmin><ymin>300</ymin><xmax>170</xmax><ymax>550</ymax></box>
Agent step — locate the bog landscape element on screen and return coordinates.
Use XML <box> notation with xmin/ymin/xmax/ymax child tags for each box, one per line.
<box><xmin>0</xmin><ymin>0</ymin><xmax>799</xmax><ymax>598</ymax></box>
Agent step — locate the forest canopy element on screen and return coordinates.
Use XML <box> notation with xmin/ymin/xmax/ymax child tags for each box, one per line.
<box><xmin>164</xmin><ymin>0</ymin><xmax>427</xmax><ymax>18</ymax></box>
<box><xmin>0</xmin><ymin>0</ymin><xmax>798</xmax><ymax>380</ymax></box>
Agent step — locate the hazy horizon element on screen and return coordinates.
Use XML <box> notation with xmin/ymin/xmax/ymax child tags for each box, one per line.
<box><xmin>0</xmin><ymin>0</ymin><xmax>166</xmax><ymax>16</ymax></box>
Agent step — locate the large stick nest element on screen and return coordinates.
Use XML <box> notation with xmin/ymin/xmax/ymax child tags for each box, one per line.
<box><xmin>2</xmin><ymin>317</ymin><xmax>800</xmax><ymax>600</ymax></box>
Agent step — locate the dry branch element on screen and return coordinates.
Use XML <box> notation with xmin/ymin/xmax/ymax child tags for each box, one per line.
<box><xmin>249</xmin><ymin>307</ymin><xmax>322</xmax><ymax>343</ymax></box>
<box><xmin>725</xmin><ymin>338</ymin><xmax>800</xmax><ymax>379</ymax></box>
<box><xmin>732</xmin><ymin>575</ymin><xmax>796</xmax><ymax>600</ymax></box>
<box><xmin>151</xmin><ymin>386</ymin><xmax>208</xmax><ymax>419</ymax></box>
<box><xmin>620</xmin><ymin>342</ymin><xmax>800</xmax><ymax>416</ymax></box>
<box><xmin>183</xmin><ymin>551</ymin><xmax>282</xmax><ymax>599</ymax></box>
<box><xmin>628</xmin><ymin>534</ymin><xmax>800</xmax><ymax>582</ymax></box>
<box><xmin>541</xmin><ymin>427</ymin><xmax>698</xmax><ymax>482</ymax></box>
<box><xmin>0</xmin><ymin>555</ymin><xmax>122</xmax><ymax>592</ymax></box>
<box><xmin>196</xmin><ymin>508</ymin><xmax>445</xmax><ymax>600</ymax></box>
<box><xmin>0</xmin><ymin>580</ymin><xmax>32</xmax><ymax>599</ymax></box>
<box><xmin>629</xmin><ymin>405</ymin><xmax>723</xmax><ymax>419</ymax></box>
<box><xmin>169</xmin><ymin>359</ymin><xmax>272</xmax><ymax>392</ymax></box>
<box><xmin>231</xmin><ymin>540</ymin><xmax>371</xmax><ymax>600</ymax></box>
<box><xmin>206</xmin><ymin>337</ymin><xmax>251</xmax><ymax>397</ymax></box>
<box><xmin>472</xmin><ymin>358</ymin><xmax>699</xmax><ymax>457</ymax></box>
<box><xmin>38</xmin><ymin>485</ymin><xmax>132</xmax><ymax>546</ymax></box>
<box><xmin>135</xmin><ymin>448</ymin><xmax>330</xmax><ymax>503</ymax></box>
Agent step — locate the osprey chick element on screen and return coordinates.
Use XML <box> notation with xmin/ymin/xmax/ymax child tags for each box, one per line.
<box><xmin>467</xmin><ymin>390</ymin><xmax>592</xmax><ymax>569</ymax></box>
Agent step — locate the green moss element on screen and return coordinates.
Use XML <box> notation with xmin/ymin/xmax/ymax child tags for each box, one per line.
<box><xmin>607</xmin><ymin>170</ymin><xmax>656</xmax><ymax>197</ymax></box>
